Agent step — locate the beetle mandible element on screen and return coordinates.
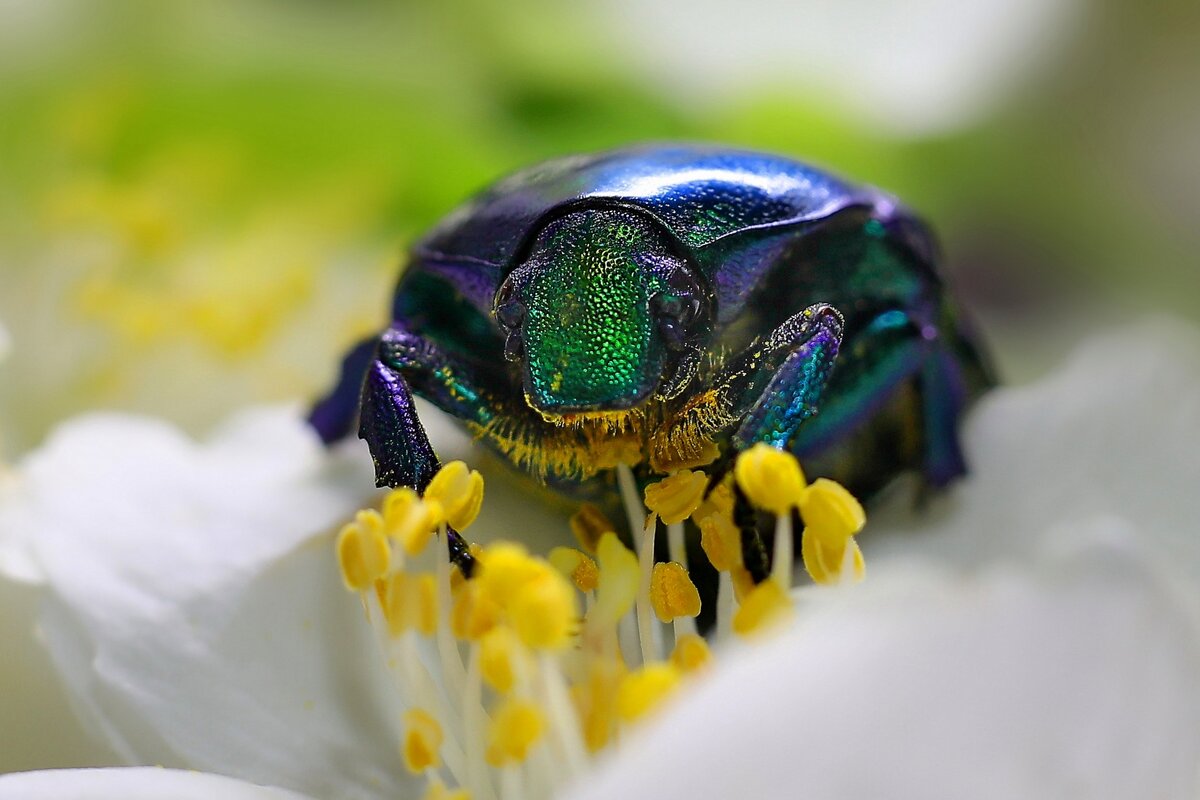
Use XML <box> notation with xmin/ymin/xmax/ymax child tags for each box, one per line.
<box><xmin>310</xmin><ymin>144</ymin><xmax>993</xmax><ymax>575</ymax></box>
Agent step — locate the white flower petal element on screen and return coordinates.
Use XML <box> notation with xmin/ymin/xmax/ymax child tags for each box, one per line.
<box><xmin>0</xmin><ymin>577</ymin><xmax>115</xmax><ymax>773</ymax></box>
<box><xmin>571</xmin><ymin>540</ymin><xmax>1200</xmax><ymax>800</ymax></box>
<box><xmin>0</xmin><ymin>767</ymin><xmax>317</xmax><ymax>800</ymax></box>
<box><xmin>0</xmin><ymin>407</ymin><xmax>416</xmax><ymax>800</ymax></box>
<box><xmin>869</xmin><ymin>316</ymin><xmax>1200</xmax><ymax>573</ymax></box>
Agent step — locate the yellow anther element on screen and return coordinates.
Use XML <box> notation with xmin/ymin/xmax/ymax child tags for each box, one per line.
<box><xmin>382</xmin><ymin>488</ymin><xmax>440</xmax><ymax>556</ymax></box>
<box><xmin>699</xmin><ymin>513</ymin><xmax>743</xmax><ymax>572</ymax></box>
<box><xmin>799</xmin><ymin>478</ymin><xmax>866</xmax><ymax>548</ymax></box>
<box><xmin>616</xmin><ymin>664</ymin><xmax>682</xmax><ymax>723</ymax></box>
<box><xmin>422</xmin><ymin>779</ymin><xmax>471</xmax><ymax>800</ymax></box>
<box><xmin>693</xmin><ymin>480</ymin><xmax>734</xmax><ymax>525</ymax></box>
<box><xmin>383</xmin><ymin>486</ymin><xmax>419</xmax><ymax>528</ymax></box>
<box><xmin>424</xmin><ymin>461</ymin><xmax>485</xmax><ymax>531</ymax></box>
<box><xmin>589</xmin><ymin>436</ymin><xmax>644</xmax><ymax>471</ymax></box>
<box><xmin>402</xmin><ymin>708</ymin><xmax>443</xmax><ymax>773</ymax></box>
<box><xmin>732</xmin><ymin>578</ymin><xmax>794</xmax><ymax>637</ymax></box>
<box><xmin>475</xmin><ymin>543</ymin><xmax>545</xmax><ymax>607</ymax></box>
<box><xmin>336</xmin><ymin>513</ymin><xmax>390</xmax><ymax>592</ymax></box>
<box><xmin>549</xmin><ymin>547</ymin><xmax>600</xmax><ymax>593</ymax></box>
<box><xmin>480</xmin><ymin>626</ymin><xmax>520</xmax><ymax>694</ymax></box>
<box><xmin>643</xmin><ymin>470</ymin><xmax>710</xmax><ymax>524</ymax></box>
<box><xmin>671</xmin><ymin>634</ymin><xmax>712</xmax><ymax>673</ymax></box>
<box><xmin>802</xmin><ymin>530</ymin><xmax>866</xmax><ymax>586</ymax></box>
<box><xmin>382</xmin><ymin>572</ymin><xmax>439</xmax><ymax>637</ymax></box>
<box><xmin>569</xmin><ymin>503</ymin><xmax>616</xmax><ymax>554</ymax></box>
<box><xmin>591</xmin><ymin>532</ymin><xmax>640</xmax><ymax>624</ymax></box>
<box><xmin>652</xmin><ymin>438</ymin><xmax>721</xmax><ymax>472</ymax></box>
<box><xmin>485</xmin><ymin>698</ymin><xmax>546</xmax><ymax>766</ymax></box>
<box><xmin>649</xmin><ymin>562</ymin><xmax>702</xmax><ymax>622</ymax></box>
<box><xmin>450</xmin><ymin>579</ymin><xmax>499</xmax><ymax>641</ymax></box>
<box><xmin>509</xmin><ymin>571</ymin><xmax>577</xmax><ymax>650</ymax></box>
<box><xmin>734</xmin><ymin>443</ymin><xmax>807</xmax><ymax>515</ymax></box>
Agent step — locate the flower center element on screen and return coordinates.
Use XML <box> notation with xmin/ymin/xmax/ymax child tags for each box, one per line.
<box><xmin>336</xmin><ymin>443</ymin><xmax>865</xmax><ymax>800</ymax></box>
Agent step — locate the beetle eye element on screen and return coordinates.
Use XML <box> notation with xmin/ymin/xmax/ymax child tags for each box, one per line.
<box><xmin>651</xmin><ymin>293</ymin><xmax>683</xmax><ymax>317</ymax></box>
<box><xmin>503</xmin><ymin>331</ymin><xmax>524</xmax><ymax>362</ymax></box>
<box><xmin>658</xmin><ymin>317</ymin><xmax>687</xmax><ymax>351</ymax></box>
<box><xmin>683</xmin><ymin>297</ymin><xmax>700</xmax><ymax>323</ymax></box>
<box><xmin>496</xmin><ymin>300</ymin><xmax>526</xmax><ymax>330</ymax></box>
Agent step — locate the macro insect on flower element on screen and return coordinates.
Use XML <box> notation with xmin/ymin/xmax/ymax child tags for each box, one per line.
<box><xmin>310</xmin><ymin>144</ymin><xmax>992</xmax><ymax>579</ymax></box>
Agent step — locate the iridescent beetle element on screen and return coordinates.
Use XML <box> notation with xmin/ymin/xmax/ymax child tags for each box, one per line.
<box><xmin>311</xmin><ymin>144</ymin><xmax>992</xmax><ymax>576</ymax></box>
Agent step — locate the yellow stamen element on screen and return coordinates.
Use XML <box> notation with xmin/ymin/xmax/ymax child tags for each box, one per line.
<box><xmin>424</xmin><ymin>461</ymin><xmax>485</xmax><ymax>531</ymax></box>
<box><xmin>568</xmin><ymin>504</ymin><xmax>615</xmax><ymax>554</ymax></box>
<box><xmin>693</xmin><ymin>480</ymin><xmax>734</xmax><ymax>525</ymax></box>
<box><xmin>573</xmin><ymin>660</ymin><xmax>625</xmax><ymax>753</ymax></box>
<box><xmin>548</xmin><ymin>547</ymin><xmax>600</xmax><ymax>593</ymax></box>
<box><xmin>422</xmin><ymin>779</ymin><xmax>471</xmax><ymax>800</ymax></box>
<box><xmin>643</xmin><ymin>470</ymin><xmax>709</xmax><ymax>525</ymax></box>
<box><xmin>734</xmin><ymin>443</ymin><xmax>807</xmax><ymax>515</ymax></box>
<box><xmin>698</xmin><ymin>513</ymin><xmax>743</xmax><ymax>572</ymax></box>
<box><xmin>402</xmin><ymin>708</ymin><xmax>443</xmax><ymax>773</ymax></box>
<box><xmin>649</xmin><ymin>562</ymin><xmax>701</xmax><ymax>622</ymax></box>
<box><xmin>474</xmin><ymin>543</ymin><xmax>545</xmax><ymax>606</ymax></box>
<box><xmin>509</xmin><ymin>570</ymin><xmax>577</xmax><ymax>651</ymax></box>
<box><xmin>616</xmin><ymin>664</ymin><xmax>681</xmax><ymax>722</ymax></box>
<box><xmin>802</xmin><ymin>532</ymin><xmax>866</xmax><ymax>585</ymax></box>
<box><xmin>588</xmin><ymin>435</ymin><xmax>644</xmax><ymax>471</ymax></box>
<box><xmin>730</xmin><ymin>565</ymin><xmax>757</xmax><ymax>603</ymax></box>
<box><xmin>336</xmin><ymin>512</ymin><xmax>390</xmax><ymax>591</ymax></box>
<box><xmin>732</xmin><ymin>578</ymin><xmax>794</xmax><ymax>637</ymax></box>
<box><xmin>799</xmin><ymin>478</ymin><xmax>866</xmax><ymax>547</ymax></box>
<box><xmin>670</xmin><ymin>634</ymin><xmax>712</xmax><ymax>673</ymax></box>
<box><xmin>486</xmin><ymin>698</ymin><xmax>546</xmax><ymax>766</ymax></box>
<box><xmin>591</xmin><ymin>532</ymin><xmax>639</xmax><ymax>625</ymax></box>
<box><xmin>797</xmin><ymin>478</ymin><xmax>866</xmax><ymax>585</ymax></box>
<box><xmin>479</xmin><ymin>627</ymin><xmax>520</xmax><ymax>694</ymax></box>
<box><xmin>382</xmin><ymin>572</ymin><xmax>439</xmax><ymax>637</ymax></box>
<box><xmin>450</xmin><ymin>579</ymin><xmax>500</xmax><ymax>641</ymax></box>
<box><xmin>382</xmin><ymin>488</ymin><xmax>440</xmax><ymax>556</ymax></box>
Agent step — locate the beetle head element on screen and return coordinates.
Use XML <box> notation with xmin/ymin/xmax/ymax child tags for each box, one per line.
<box><xmin>494</xmin><ymin>208</ymin><xmax>710</xmax><ymax>419</ymax></box>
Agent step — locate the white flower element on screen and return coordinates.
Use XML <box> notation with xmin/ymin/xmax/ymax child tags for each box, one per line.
<box><xmin>0</xmin><ymin>767</ymin><xmax>316</xmax><ymax>800</ymax></box>
<box><xmin>2</xmin><ymin>320</ymin><xmax>1199</xmax><ymax>798</ymax></box>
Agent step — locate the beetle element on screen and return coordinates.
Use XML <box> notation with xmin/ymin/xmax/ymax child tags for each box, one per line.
<box><xmin>310</xmin><ymin>144</ymin><xmax>992</xmax><ymax>577</ymax></box>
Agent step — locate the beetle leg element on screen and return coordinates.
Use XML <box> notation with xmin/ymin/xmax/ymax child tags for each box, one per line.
<box><xmin>308</xmin><ymin>335</ymin><xmax>380</xmax><ymax>443</ymax></box>
<box><xmin>651</xmin><ymin>303</ymin><xmax>844</xmax><ymax>471</ymax></box>
<box><xmin>788</xmin><ymin>305</ymin><xmax>976</xmax><ymax>495</ymax></box>
<box><xmin>368</xmin><ymin>322</ymin><xmax>603</xmax><ymax>491</ymax></box>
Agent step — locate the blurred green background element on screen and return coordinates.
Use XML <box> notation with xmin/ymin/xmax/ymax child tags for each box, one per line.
<box><xmin>0</xmin><ymin>0</ymin><xmax>1197</xmax><ymax>776</ymax></box>
<box><xmin>2</xmin><ymin>0</ymin><xmax>1197</xmax><ymax>457</ymax></box>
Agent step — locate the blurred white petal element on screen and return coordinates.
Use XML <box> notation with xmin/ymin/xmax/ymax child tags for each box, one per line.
<box><xmin>0</xmin><ymin>407</ymin><xmax>414</xmax><ymax>800</ymax></box>
<box><xmin>0</xmin><ymin>767</ymin><xmax>316</xmax><ymax>800</ymax></box>
<box><xmin>596</xmin><ymin>0</ymin><xmax>1082</xmax><ymax>135</ymax></box>
<box><xmin>869</xmin><ymin>315</ymin><xmax>1200</xmax><ymax>572</ymax></box>
<box><xmin>570</xmin><ymin>317</ymin><xmax>1200</xmax><ymax>799</ymax></box>
<box><xmin>570</xmin><ymin>541</ymin><xmax>1200</xmax><ymax>800</ymax></box>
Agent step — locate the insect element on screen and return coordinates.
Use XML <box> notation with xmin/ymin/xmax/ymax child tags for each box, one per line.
<box><xmin>310</xmin><ymin>144</ymin><xmax>992</xmax><ymax>577</ymax></box>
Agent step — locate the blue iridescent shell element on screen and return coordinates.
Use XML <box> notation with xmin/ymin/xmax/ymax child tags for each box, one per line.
<box><xmin>411</xmin><ymin>144</ymin><xmax>916</xmax><ymax>325</ymax></box>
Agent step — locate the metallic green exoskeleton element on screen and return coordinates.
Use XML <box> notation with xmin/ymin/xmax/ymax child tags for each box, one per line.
<box><xmin>311</xmin><ymin>144</ymin><xmax>993</xmax><ymax>576</ymax></box>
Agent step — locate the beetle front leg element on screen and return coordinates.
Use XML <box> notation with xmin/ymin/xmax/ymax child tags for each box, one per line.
<box><xmin>309</xmin><ymin>335</ymin><xmax>380</xmax><ymax>444</ymax></box>
<box><xmin>366</xmin><ymin>323</ymin><xmax>596</xmax><ymax>491</ymax></box>
<box><xmin>788</xmin><ymin>304</ymin><xmax>976</xmax><ymax>495</ymax></box>
<box><xmin>651</xmin><ymin>304</ymin><xmax>844</xmax><ymax>470</ymax></box>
